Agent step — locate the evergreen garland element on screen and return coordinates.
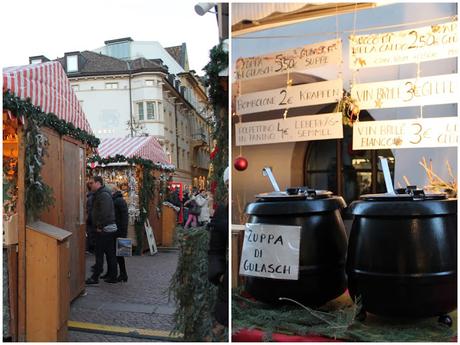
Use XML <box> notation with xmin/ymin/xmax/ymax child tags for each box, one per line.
<box><xmin>3</xmin><ymin>90</ymin><xmax>100</xmax><ymax>147</ymax></box>
<box><xmin>134</xmin><ymin>165</ymin><xmax>155</xmax><ymax>254</ymax></box>
<box><xmin>203</xmin><ymin>42</ymin><xmax>229</xmax><ymax>203</ymax></box>
<box><xmin>23</xmin><ymin>117</ymin><xmax>55</xmax><ymax>221</ymax></box>
<box><xmin>3</xmin><ymin>90</ymin><xmax>100</xmax><ymax>221</ymax></box>
<box><xmin>168</xmin><ymin>226</ymin><xmax>218</xmax><ymax>341</ymax></box>
<box><xmin>232</xmin><ymin>292</ymin><xmax>456</xmax><ymax>342</ymax></box>
<box><xmin>87</xmin><ymin>154</ymin><xmax>175</xmax><ymax>172</ymax></box>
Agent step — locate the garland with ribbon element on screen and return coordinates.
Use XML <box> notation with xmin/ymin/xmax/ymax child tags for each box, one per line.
<box><xmin>4</xmin><ymin>90</ymin><xmax>100</xmax><ymax>147</ymax></box>
<box><xmin>88</xmin><ymin>154</ymin><xmax>175</xmax><ymax>172</ymax></box>
<box><xmin>3</xmin><ymin>90</ymin><xmax>100</xmax><ymax>220</ymax></box>
<box><xmin>203</xmin><ymin>42</ymin><xmax>229</xmax><ymax>204</ymax></box>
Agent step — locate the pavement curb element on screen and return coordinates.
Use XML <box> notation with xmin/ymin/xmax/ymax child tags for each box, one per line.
<box><xmin>68</xmin><ymin>320</ymin><xmax>183</xmax><ymax>342</ymax></box>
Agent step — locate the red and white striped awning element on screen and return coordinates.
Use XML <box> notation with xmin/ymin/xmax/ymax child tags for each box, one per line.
<box><xmin>98</xmin><ymin>136</ymin><xmax>170</xmax><ymax>165</ymax></box>
<box><xmin>3</xmin><ymin>61</ymin><xmax>93</xmax><ymax>134</ymax></box>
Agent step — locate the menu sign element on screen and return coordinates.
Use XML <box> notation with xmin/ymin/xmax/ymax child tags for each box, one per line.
<box><xmin>350</xmin><ymin>21</ymin><xmax>458</xmax><ymax>69</ymax></box>
<box><xmin>353</xmin><ymin>117</ymin><xmax>458</xmax><ymax>150</ymax></box>
<box><xmin>234</xmin><ymin>39</ymin><xmax>342</xmax><ymax>81</ymax></box>
<box><xmin>239</xmin><ymin>223</ymin><xmax>301</xmax><ymax>280</ymax></box>
<box><xmin>235</xmin><ymin>113</ymin><xmax>343</xmax><ymax>146</ymax></box>
<box><xmin>236</xmin><ymin>79</ymin><xmax>342</xmax><ymax>115</ymax></box>
<box><xmin>351</xmin><ymin>74</ymin><xmax>458</xmax><ymax>109</ymax></box>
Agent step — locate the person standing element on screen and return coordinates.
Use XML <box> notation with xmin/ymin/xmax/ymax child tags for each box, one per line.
<box><xmin>195</xmin><ymin>189</ymin><xmax>210</xmax><ymax>225</ymax></box>
<box><xmin>184</xmin><ymin>192</ymin><xmax>200</xmax><ymax>229</ymax></box>
<box><xmin>208</xmin><ymin>168</ymin><xmax>229</xmax><ymax>331</ymax></box>
<box><xmin>108</xmin><ymin>184</ymin><xmax>129</xmax><ymax>282</ymax></box>
<box><xmin>86</xmin><ymin>181</ymin><xmax>96</xmax><ymax>254</ymax></box>
<box><xmin>86</xmin><ymin>176</ymin><xmax>118</xmax><ymax>284</ymax></box>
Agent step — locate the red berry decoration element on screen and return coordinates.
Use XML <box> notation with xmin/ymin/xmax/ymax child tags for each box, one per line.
<box><xmin>234</xmin><ymin>156</ymin><xmax>248</xmax><ymax>171</ymax></box>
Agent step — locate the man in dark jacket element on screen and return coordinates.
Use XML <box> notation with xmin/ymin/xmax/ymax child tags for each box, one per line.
<box><xmin>86</xmin><ymin>182</ymin><xmax>96</xmax><ymax>253</ymax></box>
<box><xmin>208</xmin><ymin>167</ymin><xmax>229</xmax><ymax>331</ymax></box>
<box><xmin>109</xmin><ymin>184</ymin><xmax>129</xmax><ymax>282</ymax></box>
<box><xmin>86</xmin><ymin>176</ymin><xmax>118</xmax><ymax>284</ymax></box>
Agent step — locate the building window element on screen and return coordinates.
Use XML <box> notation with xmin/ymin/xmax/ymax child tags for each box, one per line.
<box><xmin>146</xmin><ymin>80</ymin><xmax>155</xmax><ymax>86</ymax></box>
<box><xmin>146</xmin><ymin>101</ymin><xmax>155</xmax><ymax>119</ymax></box>
<box><xmin>137</xmin><ymin>102</ymin><xmax>144</xmax><ymax>120</ymax></box>
<box><xmin>66</xmin><ymin>55</ymin><xmax>78</xmax><ymax>73</ymax></box>
<box><xmin>30</xmin><ymin>59</ymin><xmax>42</xmax><ymax>65</ymax></box>
<box><xmin>105</xmin><ymin>82</ymin><xmax>119</xmax><ymax>89</ymax></box>
<box><xmin>72</xmin><ymin>84</ymin><xmax>80</xmax><ymax>92</ymax></box>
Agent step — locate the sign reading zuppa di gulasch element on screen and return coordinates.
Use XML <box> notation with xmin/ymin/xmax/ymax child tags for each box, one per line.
<box><xmin>239</xmin><ymin>223</ymin><xmax>301</xmax><ymax>280</ymax></box>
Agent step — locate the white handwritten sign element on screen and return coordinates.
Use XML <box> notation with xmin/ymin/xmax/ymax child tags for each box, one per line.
<box><xmin>234</xmin><ymin>39</ymin><xmax>342</xmax><ymax>81</ymax></box>
<box><xmin>351</xmin><ymin>74</ymin><xmax>458</xmax><ymax>109</ymax></box>
<box><xmin>353</xmin><ymin>117</ymin><xmax>458</xmax><ymax>150</ymax></box>
<box><xmin>235</xmin><ymin>113</ymin><xmax>343</xmax><ymax>146</ymax></box>
<box><xmin>350</xmin><ymin>21</ymin><xmax>458</xmax><ymax>69</ymax></box>
<box><xmin>236</xmin><ymin>79</ymin><xmax>342</xmax><ymax>115</ymax></box>
<box><xmin>239</xmin><ymin>223</ymin><xmax>301</xmax><ymax>280</ymax></box>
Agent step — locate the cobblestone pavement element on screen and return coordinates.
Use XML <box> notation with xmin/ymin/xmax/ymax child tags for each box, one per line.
<box><xmin>69</xmin><ymin>250</ymin><xmax>179</xmax><ymax>342</ymax></box>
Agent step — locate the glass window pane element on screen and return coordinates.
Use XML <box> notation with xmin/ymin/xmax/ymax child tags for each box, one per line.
<box><xmin>147</xmin><ymin>102</ymin><xmax>155</xmax><ymax>119</ymax></box>
<box><xmin>66</xmin><ymin>55</ymin><xmax>78</xmax><ymax>72</ymax></box>
<box><xmin>138</xmin><ymin>102</ymin><xmax>144</xmax><ymax>120</ymax></box>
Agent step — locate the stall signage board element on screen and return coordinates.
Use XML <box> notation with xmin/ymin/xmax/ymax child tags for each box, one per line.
<box><xmin>234</xmin><ymin>39</ymin><xmax>342</xmax><ymax>81</ymax></box>
<box><xmin>239</xmin><ymin>223</ymin><xmax>301</xmax><ymax>280</ymax></box>
<box><xmin>350</xmin><ymin>21</ymin><xmax>458</xmax><ymax>69</ymax></box>
<box><xmin>353</xmin><ymin>116</ymin><xmax>458</xmax><ymax>150</ymax></box>
<box><xmin>351</xmin><ymin>74</ymin><xmax>458</xmax><ymax>109</ymax></box>
<box><xmin>235</xmin><ymin>112</ymin><xmax>343</xmax><ymax>146</ymax></box>
<box><xmin>236</xmin><ymin>79</ymin><xmax>342</xmax><ymax>115</ymax></box>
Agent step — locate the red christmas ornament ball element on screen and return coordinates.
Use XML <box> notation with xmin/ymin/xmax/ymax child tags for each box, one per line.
<box><xmin>234</xmin><ymin>156</ymin><xmax>248</xmax><ymax>171</ymax></box>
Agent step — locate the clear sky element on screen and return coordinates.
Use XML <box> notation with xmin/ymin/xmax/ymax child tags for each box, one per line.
<box><xmin>0</xmin><ymin>0</ymin><xmax>220</xmax><ymax>74</ymax></box>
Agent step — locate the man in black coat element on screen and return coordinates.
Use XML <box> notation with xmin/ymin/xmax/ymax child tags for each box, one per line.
<box><xmin>86</xmin><ymin>176</ymin><xmax>118</xmax><ymax>284</ymax></box>
<box><xmin>208</xmin><ymin>167</ymin><xmax>229</xmax><ymax>330</ymax></box>
<box><xmin>109</xmin><ymin>184</ymin><xmax>129</xmax><ymax>282</ymax></box>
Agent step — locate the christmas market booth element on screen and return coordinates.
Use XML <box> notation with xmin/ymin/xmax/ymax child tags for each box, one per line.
<box><xmin>87</xmin><ymin>136</ymin><xmax>175</xmax><ymax>252</ymax></box>
<box><xmin>231</xmin><ymin>2</ymin><xmax>457</xmax><ymax>342</ymax></box>
<box><xmin>3</xmin><ymin>61</ymin><xmax>99</xmax><ymax>341</ymax></box>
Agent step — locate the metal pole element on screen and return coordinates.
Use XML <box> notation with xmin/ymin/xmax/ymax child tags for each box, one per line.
<box><xmin>127</xmin><ymin>61</ymin><xmax>133</xmax><ymax>137</ymax></box>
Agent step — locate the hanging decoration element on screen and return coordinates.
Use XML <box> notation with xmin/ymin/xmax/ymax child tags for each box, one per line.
<box><xmin>234</xmin><ymin>156</ymin><xmax>248</xmax><ymax>171</ymax></box>
<box><xmin>335</xmin><ymin>93</ymin><xmax>360</xmax><ymax>127</ymax></box>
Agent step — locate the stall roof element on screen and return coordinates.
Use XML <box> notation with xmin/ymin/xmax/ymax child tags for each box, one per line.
<box><xmin>3</xmin><ymin>61</ymin><xmax>93</xmax><ymax>134</ymax></box>
<box><xmin>98</xmin><ymin>136</ymin><xmax>170</xmax><ymax>165</ymax></box>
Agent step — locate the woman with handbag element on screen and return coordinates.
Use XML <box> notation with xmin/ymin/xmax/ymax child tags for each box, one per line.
<box><xmin>184</xmin><ymin>192</ymin><xmax>201</xmax><ymax>229</ymax></box>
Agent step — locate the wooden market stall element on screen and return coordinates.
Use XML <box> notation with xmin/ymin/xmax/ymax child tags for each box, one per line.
<box><xmin>88</xmin><ymin>136</ymin><xmax>175</xmax><ymax>252</ymax></box>
<box><xmin>3</xmin><ymin>62</ymin><xmax>98</xmax><ymax>341</ymax></box>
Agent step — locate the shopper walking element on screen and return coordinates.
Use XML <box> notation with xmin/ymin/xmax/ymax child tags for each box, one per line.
<box><xmin>184</xmin><ymin>192</ymin><xmax>200</xmax><ymax>229</ymax></box>
<box><xmin>195</xmin><ymin>189</ymin><xmax>211</xmax><ymax>225</ymax></box>
<box><xmin>85</xmin><ymin>176</ymin><xmax>118</xmax><ymax>284</ymax></box>
<box><xmin>108</xmin><ymin>184</ymin><xmax>129</xmax><ymax>282</ymax></box>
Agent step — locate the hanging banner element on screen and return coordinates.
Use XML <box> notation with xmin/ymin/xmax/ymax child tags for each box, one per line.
<box><xmin>234</xmin><ymin>39</ymin><xmax>342</xmax><ymax>81</ymax></box>
<box><xmin>235</xmin><ymin>112</ymin><xmax>343</xmax><ymax>146</ymax></box>
<box><xmin>351</xmin><ymin>74</ymin><xmax>458</xmax><ymax>109</ymax></box>
<box><xmin>353</xmin><ymin>117</ymin><xmax>458</xmax><ymax>150</ymax></box>
<box><xmin>239</xmin><ymin>223</ymin><xmax>301</xmax><ymax>280</ymax></box>
<box><xmin>236</xmin><ymin>79</ymin><xmax>342</xmax><ymax>115</ymax></box>
<box><xmin>350</xmin><ymin>21</ymin><xmax>458</xmax><ymax>69</ymax></box>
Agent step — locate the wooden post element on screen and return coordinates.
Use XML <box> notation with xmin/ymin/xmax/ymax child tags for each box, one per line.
<box><xmin>16</xmin><ymin>127</ymin><xmax>26</xmax><ymax>341</ymax></box>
